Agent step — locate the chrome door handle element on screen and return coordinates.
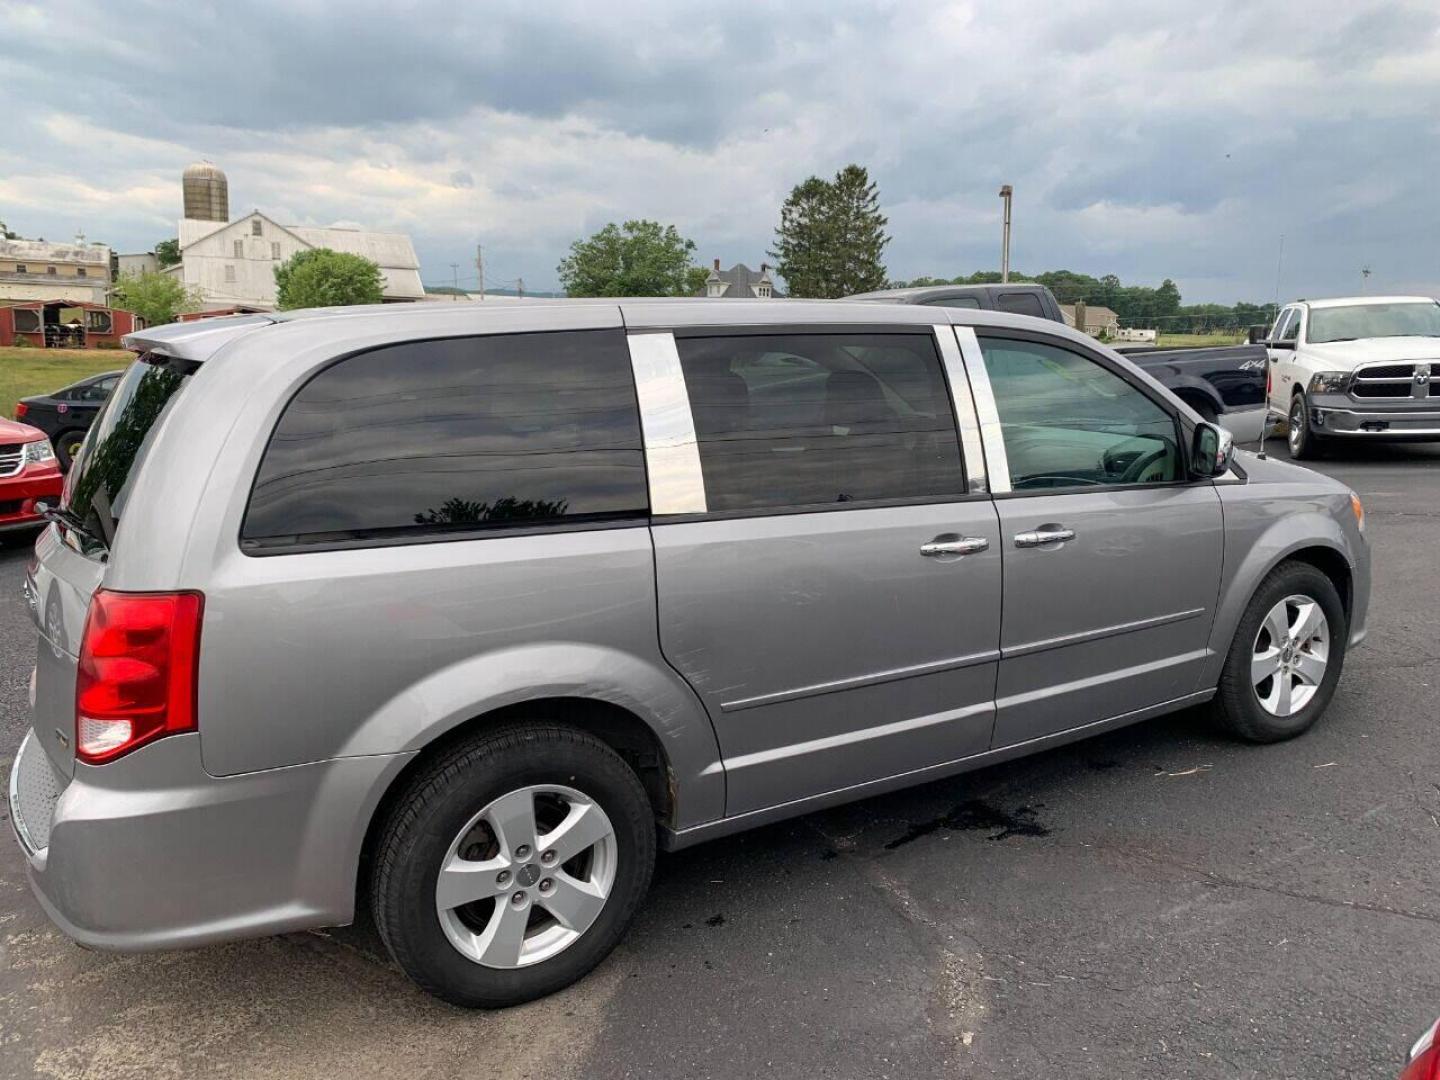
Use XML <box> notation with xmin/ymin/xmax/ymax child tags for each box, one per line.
<box><xmin>920</xmin><ymin>535</ymin><xmax>989</xmax><ymax>558</ymax></box>
<box><xmin>1014</xmin><ymin>525</ymin><xmax>1076</xmax><ymax>548</ymax></box>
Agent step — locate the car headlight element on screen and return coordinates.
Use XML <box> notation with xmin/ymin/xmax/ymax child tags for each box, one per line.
<box><xmin>1308</xmin><ymin>371</ymin><xmax>1350</xmax><ymax>393</ymax></box>
<box><xmin>22</xmin><ymin>439</ymin><xmax>56</xmax><ymax>466</ymax></box>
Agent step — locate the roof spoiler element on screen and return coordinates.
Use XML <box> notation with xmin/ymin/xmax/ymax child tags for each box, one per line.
<box><xmin>121</xmin><ymin>312</ymin><xmax>277</xmax><ymax>363</ymax></box>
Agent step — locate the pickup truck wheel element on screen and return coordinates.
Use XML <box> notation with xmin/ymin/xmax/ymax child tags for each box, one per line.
<box><xmin>1212</xmin><ymin>561</ymin><xmax>1347</xmax><ymax>743</ymax></box>
<box><xmin>1287</xmin><ymin>392</ymin><xmax>1324</xmax><ymax>459</ymax></box>
<box><xmin>370</xmin><ymin>722</ymin><xmax>655</xmax><ymax>1008</ymax></box>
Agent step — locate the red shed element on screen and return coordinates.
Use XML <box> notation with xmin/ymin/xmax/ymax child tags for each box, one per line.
<box><xmin>0</xmin><ymin>299</ymin><xmax>146</xmax><ymax>349</ymax></box>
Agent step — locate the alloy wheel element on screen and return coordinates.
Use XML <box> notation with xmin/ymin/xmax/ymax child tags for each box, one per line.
<box><xmin>1288</xmin><ymin>399</ymin><xmax>1304</xmax><ymax>455</ymax></box>
<box><xmin>435</xmin><ymin>784</ymin><xmax>617</xmax><ymax>969</ymax></box>
<box><xmin>1251</xmin><ymin>593</ymin><xmax>1329</xmax><ymax>717</ymax></box>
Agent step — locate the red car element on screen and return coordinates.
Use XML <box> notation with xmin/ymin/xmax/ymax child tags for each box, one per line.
<box><xmin>0</xmin><ymin>417</ymin><xmax>62</xmax><ymax>534</ymax></box>
<box><xmin>1403</xmin><ymin>1018</ymin><xmax>1440</xmax><ymax>1079</ymax></box>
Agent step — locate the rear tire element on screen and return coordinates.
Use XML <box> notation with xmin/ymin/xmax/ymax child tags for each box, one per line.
<box><xmin>1287</xmin><ymin>392</ymin><xmax>1324</xmax><ymax>460</ymax></box>
<box><xmin>54</xmin><ymin>429</ymin><xmax>87</xmax><ymax>472</ymax></box>
<box><xmin>371</xmin><ymin>722</ymin><xmax>656</xmax><ymax>1008</ymax></box>
<box><xmin>1212</xmin><ymin>561</ymin><xmax>1347</xmax><ymax>743</ymax></box>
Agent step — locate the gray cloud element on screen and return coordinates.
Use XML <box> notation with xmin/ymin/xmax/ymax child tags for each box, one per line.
<box><xmin>2</xmin><ymin>0</ymin><xmax>1438</xmax><ymax>301</ymax></box>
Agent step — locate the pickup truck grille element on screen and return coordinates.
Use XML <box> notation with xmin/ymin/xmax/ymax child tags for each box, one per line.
<box><xmin>0</xmin><ymin>443</ymin><xmax>25</xmax><ymax>478</ymax></box>
<box><xmin>1351</xmin><ymin>362</ymin><xmax>1434</xmax><ymax>400</ymax></box>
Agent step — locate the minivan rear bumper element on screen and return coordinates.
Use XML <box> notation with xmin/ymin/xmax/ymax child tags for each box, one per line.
<box><xmin>9</xmin><ymin>730</ymin><xmax>409</xmax><ymax>951</ymax></box>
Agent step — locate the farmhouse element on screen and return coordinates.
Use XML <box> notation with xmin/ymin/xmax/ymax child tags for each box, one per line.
<box><xmin>1060</xmin><ymin>303</ymin><xmax>1121</xmax><ymax>338</ymax></box>
<box><xmin>165</xmin><ymin>161</ymin><xmax>425</xmax><ymax>311</ymax></box>
<box><xmin>697</xmin><ymin>260</ymin><xmax>781</xmax><ymax>299</ymax></box>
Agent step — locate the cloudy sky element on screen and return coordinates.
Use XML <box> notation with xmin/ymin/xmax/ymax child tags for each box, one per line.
<box><xmin>3</xmin><ymin>1</ymin><xmax>1438</xmax><ymax>302</ymax></box>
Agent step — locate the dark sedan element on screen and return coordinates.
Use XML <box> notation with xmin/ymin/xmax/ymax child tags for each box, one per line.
<box><xmin>14</xmin><ymin>369</ymin><xmax>124</xmax><ymax>470</ymax></box>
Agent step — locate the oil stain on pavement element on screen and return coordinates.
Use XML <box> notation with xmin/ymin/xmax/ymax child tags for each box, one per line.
<box><xmin>883</xmin><ymin>799</ymin><xmax>1051</xmax><ymax>849</ymax></box>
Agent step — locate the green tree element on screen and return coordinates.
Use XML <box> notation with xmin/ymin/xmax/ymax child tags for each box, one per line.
<box><xmin>770</xmin><ymin>165</ymin><xmax>890</xmax><ymax>297</ymax></box>
<box><xmin>768</xmin><ymin>176</ymin><xmax>833</xmax><ymax>296</ymax></box>
<box><xmin>273</xmin><ymin>248</ymin><xmax>385</xmax><ymax>310</ymax></box>
<box><xmin>154</xmin><ymin>238</ymin><xmax>181</xmax><ymax>269</ymax></box>
<box><xmin>110</xmin><ymin>269</ymin><xmax>202</xmax><ymax>327</ymax></box>
<box><xmin>556</xmin><ymin>220</ymin><xmax>707</xmax><ymax>297</ymax></box>
<box><xmin>1155</xmin><ymin>278</ymin><xmax>1181</xmax><ymax>317</ymax></box>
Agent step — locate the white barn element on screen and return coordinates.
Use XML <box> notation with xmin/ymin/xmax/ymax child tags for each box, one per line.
<box><xmin>170</xmin><ymin>210</ymin><xmax>425</xmax><ymax>311</ymax></box>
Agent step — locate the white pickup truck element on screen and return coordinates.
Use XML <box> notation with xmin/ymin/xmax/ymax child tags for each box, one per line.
<box><xmin>1265</xmin><ymin>295</ymin><xmax>1440</xmax><ymax>458</ymax></box>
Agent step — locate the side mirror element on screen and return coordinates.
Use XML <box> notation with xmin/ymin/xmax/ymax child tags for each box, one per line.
<box><xmin>1192</xmin><ymin>421</ymin><xmax>1235</xmax><ymax>478</ymax></box>
<box><xmin>1247</xmin><ymin>324</ymin><xmax>1268</xmax><ymax>345</ymax></box>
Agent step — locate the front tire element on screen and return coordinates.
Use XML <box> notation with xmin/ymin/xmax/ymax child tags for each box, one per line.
<box><xmin>1288</xmin><ymin>392</ymin><xmax>1323</xmax><ymax>460</ymax></box>
<box><xmin>55</xmin><ymin>429</ymin><xmax>87</xmax><ymax>471</ymax></box>
<box><xmin>1212</xmin><ymin>561</ymin><xmax>1347</xmax><ymax>743</ymax></box>
<box><xmin>371</xmin><ymin>723</ymin><xmax>656</xmax><ymax>1008</ymax></box>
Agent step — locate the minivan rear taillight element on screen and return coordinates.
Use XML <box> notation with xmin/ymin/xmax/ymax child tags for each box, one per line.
<box><xmin>75</xmin><ymin>590</ymin><xmax>204</xmax><ymax>765</ymax></box>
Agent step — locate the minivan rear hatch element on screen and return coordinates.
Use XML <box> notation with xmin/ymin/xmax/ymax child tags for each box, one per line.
<box><xmin>27</xmin><ymin>351</ymin><xmax>199</xmax><ymax>779</ymax></box>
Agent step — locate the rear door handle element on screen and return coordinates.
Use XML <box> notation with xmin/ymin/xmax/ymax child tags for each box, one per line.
<box><xmin>920</xmin><ymin>535</ymin><xmax>990</xmax><ymax>558</ymax></box>
<box><xmin>1014</xmin><ymin>525</ymin><xmax>1076</xmax><ymax>548</ymax></box>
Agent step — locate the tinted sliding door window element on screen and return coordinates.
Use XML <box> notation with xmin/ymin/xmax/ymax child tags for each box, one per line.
<box><xmin>978</xmin><ymin>336</ymin><xmax>1182</xmax><ymax>490</ymax></box>
<box><xmin>242</xmin><ymin>330</ymin><xmax>647</xmax><ymax>547</ymax></box>
<box><xmin>995</xmin><ymin>292</ymin><xmax>1045</xmax><ymax>317</ymax></box>
<box><xmin>675</xmin><ymin>333</ymin><xmax>965</xmax><ymax>513</ymax></box>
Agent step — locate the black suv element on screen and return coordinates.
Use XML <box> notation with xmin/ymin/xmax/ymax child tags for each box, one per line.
<box><xmin>15</xmin><ymin>369</ymin><xmax>124</xmax><ymax>470</ymax></box>
<box><xmin>847</xmin><ymin>283</ymin><xmax>1065</xmax><ymax>321</ymax></box>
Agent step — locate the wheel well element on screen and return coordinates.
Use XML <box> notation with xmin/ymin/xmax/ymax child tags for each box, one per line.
<box><xmin>354</xmin><ymin>698</ymin><xmax>675</xmax><ymax>910</ymax></box>
<box><xmin>1284</xmin><ymin>547</ymin><xmax>1353</xmax><ymax>621</ymax></box>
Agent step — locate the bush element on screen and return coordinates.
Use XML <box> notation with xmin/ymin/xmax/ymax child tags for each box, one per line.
<box><xmin>274</xmin><ymin>248</ymin><xmax>384</xmax><ymax>310</ymax></box>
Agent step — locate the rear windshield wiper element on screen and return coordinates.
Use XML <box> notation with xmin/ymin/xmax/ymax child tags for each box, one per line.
<box><xmin>35</xmin><ymin>502</ymin><xmax>110</xmax><ymax>554</ymax></box>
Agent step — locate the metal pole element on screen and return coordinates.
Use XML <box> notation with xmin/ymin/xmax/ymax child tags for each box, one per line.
<box><xmin>1272</xmin><ymin>234</ymin><xmax>1284</xmax><ymax>308</ymax></box>
<box><xmin>476</xmin><ymin>244</ymin><xmax>484</xmax><ymax>301</ymax></box>
<box><xmin>998</xmin><ymin>185</ymin><xmax>1013</xmax><ymax>283</ymax></box>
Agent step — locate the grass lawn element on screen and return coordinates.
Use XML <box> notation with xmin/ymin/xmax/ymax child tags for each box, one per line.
<box><xmin>1</xmin><ymin>347</ymin><xmax>131</xmax><ymax>420</ymax></box>
<box><xmin>1153</xmin><ymin>331</ymin><xmax>1248</xmax><ymax>348</ymax></box>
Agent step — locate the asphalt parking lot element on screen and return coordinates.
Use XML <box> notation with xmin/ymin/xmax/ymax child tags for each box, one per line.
<box><xmin>2</xmin><ymin>440</ymin><xmax>1438</xmax><ymax>1080</ymax></box>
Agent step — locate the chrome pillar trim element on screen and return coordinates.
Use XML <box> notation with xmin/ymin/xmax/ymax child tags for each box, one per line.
<box><xmin>626</xmin><ymin>332</ymin><xmax>708</xmax><ymax>516</ymax></box>
<box><xmin>933</xmin><ymin>325</ymin><xmax>988</xmax><ymax>494</ymax></box>
<box><xmin>954</xmin><ymin>326</ymin><xmax>1012</xmax><ymax>494</ymax></box>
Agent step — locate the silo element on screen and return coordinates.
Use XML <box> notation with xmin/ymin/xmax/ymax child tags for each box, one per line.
<box><xmin>182</xmin><ymin>161</ymin><xmax>229</xmax><ymax>222</ymax></box>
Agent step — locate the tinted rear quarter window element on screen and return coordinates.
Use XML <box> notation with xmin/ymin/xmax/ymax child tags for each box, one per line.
<box><xmin>675</xmin><ymin>332</ymin><xmax>965</xmax><ymax>513</ymax></box>
<box><xmin>242</xmin><ymin>329</ymin><xmax>648</xmax><ymax>548</ymax></box>
<box><xmin>996</xmin><ymin>292</ymin><xmax>1045</xmax><ymax>318</ymax></box>
<box><xmin>65</xmin><ymin>354</ymin><xmax>187</xmax><ymax>547</ymax></box>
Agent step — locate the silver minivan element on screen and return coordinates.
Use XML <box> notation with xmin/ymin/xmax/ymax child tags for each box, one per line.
<box><xmin>10</xmin><ymin>301</ymin><xmax>1369</xmax><ymax>1006</ymax></box>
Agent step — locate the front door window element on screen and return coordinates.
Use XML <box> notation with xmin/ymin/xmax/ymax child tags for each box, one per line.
<box><xmin>978</xmin><ymin>337</ymin><xmax>1182</xmax><ymax>490</ymax></box>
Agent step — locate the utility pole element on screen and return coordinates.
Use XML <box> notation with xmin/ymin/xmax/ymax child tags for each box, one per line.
<box><xmin>449</xmin><ymin>262</ymin><xmax>460</xmax><ymax>293</ymax></box>
<box><xmin>998</xmin><ymin>184</ymin><xmax>1013</xmax><ymax>283</ymax></box>
<box><xmin>1272</xmin><ymin>234</ymin><xmax>1285</xmax><ymax>309</ymax></box>
<box><xmin>475</xmin><ymin>243</ymin><xmax>485</xmax><ymax>301</ymax></box>
<box><xmin>517</xmin><ymin>276</ymin><xmax>524</xmax><ymax>299</ymax></box>
<box><xmin>1361</xmin><ymin>265</ymin><xmax>1372</xmax><ymax>293</ymax></box>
